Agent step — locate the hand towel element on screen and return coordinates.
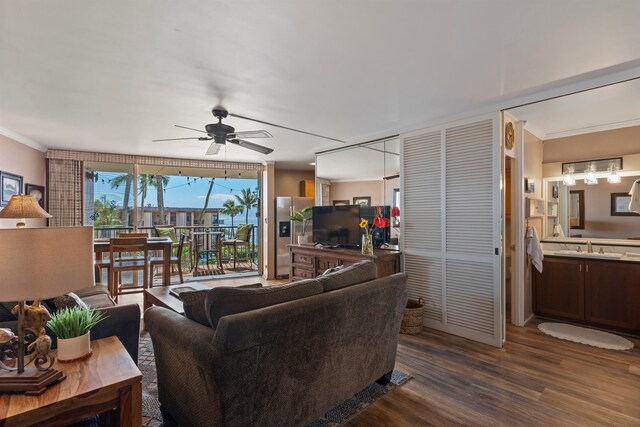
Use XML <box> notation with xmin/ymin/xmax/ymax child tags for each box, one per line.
<box><xmin>527</xmin><ymin>226</ymin><xmax>544</xmax><ymax>273</ymax></box>
<box><xmin>553</xmin><ymin>223</ymin><xmax>565</xmax><ymax>238</ymax></box>
<box><xmin>629</xmin><ymin>179</ymin><xmax>640</xmax><ymax>213</ymax></box>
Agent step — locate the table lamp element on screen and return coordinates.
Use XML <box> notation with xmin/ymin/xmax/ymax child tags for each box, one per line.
<box><xmin>0</xmin><ymin>227</ymin><xmax>95</xmax><ymax>395</ymax></box>
<box><xmin>0</xmin><ymin>195</ymin><xmax>52</xmax><ymax>228</ymax></box>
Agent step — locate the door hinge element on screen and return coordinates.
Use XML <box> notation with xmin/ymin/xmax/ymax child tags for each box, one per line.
<box><xmin>495</xmin><ymin>247</ymin><xmax>500</xmax><ymax>255</ymax></box>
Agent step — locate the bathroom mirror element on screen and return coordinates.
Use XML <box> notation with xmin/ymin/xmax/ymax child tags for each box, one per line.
<box><xmin>569</xmin><ymin>190</ymin><xmax>584</xmax><ymax>230</ymax></box>
<box><xmin>544</xmin><ymin>172</ymin><xmax>640</xmax><ymax>240</ymax></box>
<box><xmin>315</xmin><ymin>137</ymin><xmax>400</xmax><ymax>245</ymax></box>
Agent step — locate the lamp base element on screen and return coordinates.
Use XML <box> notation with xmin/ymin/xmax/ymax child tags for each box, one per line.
<box><xmin>0</xmin><ymin>367</ymin><xmax>65</xmax><ymax>396</ymax></box>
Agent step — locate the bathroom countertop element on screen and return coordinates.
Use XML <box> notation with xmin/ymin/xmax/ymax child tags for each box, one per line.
<box><xmin>542</xmin><ymin>250</ymin><xmax>640</xmax><ymax>263</ymax></box>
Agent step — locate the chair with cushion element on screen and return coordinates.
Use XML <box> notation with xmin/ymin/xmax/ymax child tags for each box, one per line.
<box><xmin>109</xmin><ymin>236</ymin><xmax>149</xmax><ymax>303</ymax></box>
<box><xmin>150</xmin><ymin>233</ymin><xmax>186</xmax><ymax>284</ymax></box>
<box><xmin>222</xmin><ymin>224</ymin><xmax>254</xmax><ymax>269</ymax></box>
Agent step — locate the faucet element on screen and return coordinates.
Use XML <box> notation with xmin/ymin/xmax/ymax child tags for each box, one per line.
<box><xmin>599</xmin><ymin>247</ymin><xmax>605</xmax><ymax>254</ymax></box>
<box><xmin>587</xmin><ymin>241</ymin><xmax>593</xmax><ymax>253</ymax></box>
<box><xmin>576</xmin><ymin>246</ymin><xmax>582</xmax><ymax>253</ymax></box>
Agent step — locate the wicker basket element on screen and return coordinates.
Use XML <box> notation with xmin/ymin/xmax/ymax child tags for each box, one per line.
<box><xmin>400</xmin><ymin>297</ymin><xmax>424</xmax><ymax>335</ymax></box>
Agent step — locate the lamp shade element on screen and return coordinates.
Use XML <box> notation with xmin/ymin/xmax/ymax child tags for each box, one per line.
<box><xmin>0</xmin><ymin>227</ymin><xmax>94</xmax><ymax>301</ymax></box>
<box><xmin>0</xmin><ymin>195</ymin><xmax>52</xmax><ymax>219</ymax></box>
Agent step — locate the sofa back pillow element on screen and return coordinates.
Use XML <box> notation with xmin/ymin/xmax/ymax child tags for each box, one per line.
<box><xmin>181</xmin><ymin>283</ymin><xmax>264</xmax><ymax>328</ymax></box>
<box><xmin>316</xmin><ymin>260</ymin><xmax>377</xmax><ymax>292</ymax></box>
<box><xmin>205</xmin><ymin>279</ymin><xmax>322</xmax><ymax>328</ymax></box>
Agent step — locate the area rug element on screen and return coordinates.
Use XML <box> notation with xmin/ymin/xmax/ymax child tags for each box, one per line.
<box><xmin>538</xmin><ymin>322</ymin><xmax>634</xmax><ymax>350</ymax></box>
<box><xmin>137</xmin><ymin>333</ymin><xmax>411</xmax><ymax>426</ymax></box>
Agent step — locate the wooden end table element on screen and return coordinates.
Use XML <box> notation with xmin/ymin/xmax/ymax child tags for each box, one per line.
<box><xmin>0</xmin><ymin>336</ymin><xmax>142</xmax><ymax>426</ymax></box>
<box><xmin>144</xmin><ymin>282</ymin><xmax>211</xmax><ymax>315</ymax></box>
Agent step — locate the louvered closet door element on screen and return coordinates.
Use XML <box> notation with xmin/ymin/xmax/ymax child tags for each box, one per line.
<box><xmin>401</xmin><ymin>114</ymin><xmax>503</xmax><ymax>347</ymax></box>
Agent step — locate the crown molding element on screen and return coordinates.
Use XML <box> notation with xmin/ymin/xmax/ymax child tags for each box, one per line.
<box><xmin>0</xmin><ymin>126</ymin><xmax>46</xmax><ymax>152</ymax></box>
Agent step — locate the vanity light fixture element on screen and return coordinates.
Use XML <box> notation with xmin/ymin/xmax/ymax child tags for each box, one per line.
<box><xmin>563</xmin><ymin>167</ymin><xmax>576</xmax><ymax>186</ymax></box>
<box><xmin>584</xmin><ymin>163</ymin><xmax>598</xmax><ymax>185</ymax></box>
<box><xmin>607</xmin><ymin>162</ymin><xmax>621</xmax><ymax>184</ymax></box>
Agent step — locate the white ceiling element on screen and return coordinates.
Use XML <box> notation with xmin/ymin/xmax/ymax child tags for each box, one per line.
<box><xmin>317</xmin><ymin>138</ymin><xmax>400</xmax><ymax>181</ymax></box>
<box><xmin>508</xmin><ymin>78</ymin><xmax>640</xmax><ymax>140</ymax></box>
<box><xmin>1</xmin><ymin>1</ymin><xmax>640</xmax><ymax>167</ymax></box>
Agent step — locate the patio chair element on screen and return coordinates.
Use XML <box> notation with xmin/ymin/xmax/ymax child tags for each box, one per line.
<box><xmin>109</xmin><ymin>236</ymin><xmax>149</xmax><ymax>303</ymax></box>
<box><xmin>150</xmin><ymin>233</ymin><xmax>186</xmax><ymax>284</ymax></box>
<box><xmin>222</xmin><ymin>224</ymin><xmax>254</xmax><ymax>269</ymax></box>
<box><xmin>193</xmin><ymin>231</ymin><xmax>223</xmax><ymax>274</ymax></box>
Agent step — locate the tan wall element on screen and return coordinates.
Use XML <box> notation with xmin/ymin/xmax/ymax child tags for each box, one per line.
<box><xmin>0</xmin><ymin>135</ymin><xmax>46</xmax><ymax>228</ymax></box>
<box><xmin>568</xmin><ymin>175</ymin><xmax>639</xmax><ymax>239</ymax></box>
<box><xmin>330</xmin><ymin>180</ymin><xmax>384</xmax><ymax>206</ymax></box>
<box><xmin>274</xmin><ymin>169</ymin><xmax>315</xmax><ymax>198</ymax></box>
<box><xmin>542</xmin><ymin>125</ymin><xmax>640</xmax><ymax>164</ymax></box>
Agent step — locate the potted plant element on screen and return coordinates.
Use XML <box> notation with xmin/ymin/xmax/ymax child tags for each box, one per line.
<box><xmin>289</xmin><ymin>206</ymin><xmax>313</xmax><ymax>245</ymax></box>
<box><xmin>47</xmin><ymin>307</ymin><xmax>106</xmax><ymax>362</ymax></box>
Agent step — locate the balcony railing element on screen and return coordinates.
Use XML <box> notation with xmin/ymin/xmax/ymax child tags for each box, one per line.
<box><xmin>93</xmin><ymin>225</ymin><xmax>259</xmax><ymax>269</ymax></box>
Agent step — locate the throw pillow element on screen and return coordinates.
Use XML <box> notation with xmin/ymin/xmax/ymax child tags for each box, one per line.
<box><xmin>181</xmin><ymin>282</ymin><xmax>264</xmax><ymax>328</ymax></box>
<box><xmin>180</xmin><ymin>290</ymin><xmax>210</xmax><ymax>327</ymax></box>
<box><xmin>155</xmin><ymin>226</ymin><xmax>178</xmax><ymax>243</ymax></box>
<box><xmin>53</xmin><ymin>292</ymin><xmax>89</xmax><ymax>310</ymax></box>
<box><xmin>316</xmin><ymin>260</ymin><xmax>377</xmax><ymax>292</ymax></box>
<box><xmin>321</xmin><ymin>265</ymin><xmax>345</xmax><ymax>276</ymax></box>
<box><xmin>205</xmin><ymin>279</ymin><xmax>322</xmax><ymax>328</ymax></box>
<box><xmin>235</xmin><ymin>224</ymin><xmax>252</xmax><ymax>242</ymax></box>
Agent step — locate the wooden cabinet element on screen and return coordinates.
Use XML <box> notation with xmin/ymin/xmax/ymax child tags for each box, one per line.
<box><xmin>585</xmin><ymin>260</ymin><xmax>640</xmax><ymax>331</ymax></box>
<box><xmin>533</xmin><ymin>257</ymin><xmax>584</xmax><ymax>320</ymax></box>
<box><xmin>533</xmin><ymin>256</ymin><xmax>640</xmax><ymax>333</ymax></box>
<box><xmin>288</xmin><ymin>245</ymin><xmax>400</xmax><ymax>282</ymax></box>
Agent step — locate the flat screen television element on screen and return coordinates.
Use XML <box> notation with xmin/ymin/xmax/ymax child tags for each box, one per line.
<box><xmin>312</xmin><ymin>205</ymin><xmax>361</xmax><ymax>248</ymax></box>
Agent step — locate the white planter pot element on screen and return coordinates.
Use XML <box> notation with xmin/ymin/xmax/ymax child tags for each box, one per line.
<box><xmin>298</xmin><ymin>235</ymin><xmax>309</xmax><ymax>245</ymax></box>
<box><xmin>57</xmin><ymin>332</ymin><xmax>91</xmax><ymax>362</ymax></box>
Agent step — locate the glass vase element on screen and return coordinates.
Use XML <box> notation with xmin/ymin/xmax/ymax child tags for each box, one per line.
<box><xmin>361</xmin><ymin>234</ymin><xmax>374</xmax><ymax>255</ymax></box>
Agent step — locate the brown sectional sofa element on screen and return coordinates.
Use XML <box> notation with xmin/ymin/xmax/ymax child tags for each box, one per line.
<box><xmin>145</xmin><ymin>261</ymin><xmax>408</xmax><ymax>427</ymax></box>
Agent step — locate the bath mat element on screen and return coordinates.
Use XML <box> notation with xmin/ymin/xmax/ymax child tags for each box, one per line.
<box><xmin>538</xmin><ymin>322</ymin><xmax>634</xmax><ymax>350</ymax></box>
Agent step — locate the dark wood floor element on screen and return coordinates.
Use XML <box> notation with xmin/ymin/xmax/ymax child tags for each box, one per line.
<box><xmin>346</xmin><ymin>320</ymin><xmax>640</xmax><ymax>426</ymax></box>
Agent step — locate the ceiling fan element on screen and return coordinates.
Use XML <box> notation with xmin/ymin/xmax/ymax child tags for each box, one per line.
<box><xmin>152</xmin><ymin>106</ymin><xmax>345</xmax><ymax>156</ymax></box>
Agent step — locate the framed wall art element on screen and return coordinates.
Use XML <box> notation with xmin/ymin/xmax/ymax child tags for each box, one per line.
<box><xmin>25</xmin><ymin>183</ymin><xmax>46</xmax><ymax>209</ymax></box>
<box><xmin>0</xmin><ymin>171</ymin><xmax>23</xmax><ymax>207</ymax></box>
<box><xmin>352</xmin><ymin>196</ymin><xmax>371</xmax><ymax>207</ymax></box>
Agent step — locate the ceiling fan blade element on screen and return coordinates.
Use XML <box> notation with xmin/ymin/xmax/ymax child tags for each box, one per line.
<box><xmin>229</xmin><ymin>139</ymin><xmax>274</xmax><ymax>155</ymax></box>
<box><xmin>229</xmin><ymin>130</ymin><xmax>272</xmax><ymax>139</ymax></box>
<box><xmin>152</xmin><ymin>137</ymin><xmax>205</xmax><ymax>142</ymax></box>
<box><xmin>228</xmin><ymin>113</ymin><xmax>345</xmax><ymax>143</ymax></box>
<box><xmin>175</xmin><ymin>124</ymin><xmax>208</xmax><ymax>134</ymax></box>
<box><xmin>205</xmin><ymin>142</ymin><xmax>222</xmax><ymax>155</ymax></box>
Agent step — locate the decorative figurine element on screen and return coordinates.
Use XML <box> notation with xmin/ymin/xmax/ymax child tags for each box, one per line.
<box><xmin>27</xmin><ymin>334</ymin><xmax>54</xmax><ymax>370</ymax></box>
<box><xmin>12</xmin><ymin>300</ymin><xmax>52</xmax><ymax>336</ymax></box>
<box><xmin>0</xmin><ymin>328</ymin><xmax>17</xmax><ymax>371</ymax></box>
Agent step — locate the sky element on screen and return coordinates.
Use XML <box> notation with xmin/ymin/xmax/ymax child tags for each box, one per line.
<box><xmin>92</xmin><ymin>171</ymin><xmax>259</xmax><ymax>222</ymax></box>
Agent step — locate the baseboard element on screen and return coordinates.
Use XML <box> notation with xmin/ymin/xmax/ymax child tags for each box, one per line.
<box><xmin>523</xmin><ymin>313</ymin><xmax>536</xmax><ymax>325</ymax></box>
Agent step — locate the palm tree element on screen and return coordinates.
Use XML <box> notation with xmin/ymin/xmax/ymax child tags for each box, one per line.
<box><xmin>197</xmin><ymin>179</ymin><xmax>215</xmax><ymax>226</ymax></box>
<box><xmin>138</xmin><ymin>174</ymin><xmax>169</xmax><ymax>225</ymax></box>
<box><xmin>110</xmin><ymin>173</ymin><xmax>132</xmax><ymax>226</ymax></box>
<box><xmin>220</xmin><ymin>199</ymin><xmax>244</xmax><ymax>229</ymax></box>
<box><xmin>235</xmin><ymin>188</ymin><xmax>258</xmax><ymax>225</ymax></box>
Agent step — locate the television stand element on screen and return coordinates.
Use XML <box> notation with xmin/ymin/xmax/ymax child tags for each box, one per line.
<box><xmin>287</xmin><ymin>244</ymin><xmax>400</xmax><ymax>281</ymax></box>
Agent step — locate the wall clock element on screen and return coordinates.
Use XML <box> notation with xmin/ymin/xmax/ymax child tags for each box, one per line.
<box><xmin>505</xmin><ymin>122</ymin><xmax>515</xmax><ymax>150</ymax></box>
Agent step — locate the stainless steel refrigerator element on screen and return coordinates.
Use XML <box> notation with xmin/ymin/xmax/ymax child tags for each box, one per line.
<box><xmin>275</xmin><ymin>196</ymin><xmax>314</xmax><ymax>278</ymax></box>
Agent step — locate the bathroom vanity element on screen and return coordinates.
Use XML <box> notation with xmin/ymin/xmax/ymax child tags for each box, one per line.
<box><xmin>533</xmin><ymin>253</ymin><xmax>640</xmax><ymax>334</ymax></box>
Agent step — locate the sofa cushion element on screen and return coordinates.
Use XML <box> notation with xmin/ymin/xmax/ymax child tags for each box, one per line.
<box><xmin>316</xmin><ymin>260</ymin><xmax>377</xmax><ymax>292</ymax></box>
<box><xmin>180</xmin><ymin>290</ymin><xmax>211</xmax><ymax>327</ymax></box>
<box><xmin>74</xmin><ymin>285</ymin><xmax>111</xmax><ymax>299</ymax></box>
<box><xmin>182</xmin><ymin>283</ymin><xmax>265</xmax><ymax>328</ymax></box>
<box><xmin>81</xmin><ymin>293</ymin><xmax>116</xmax><ymax>310</ymax></box>
<box><xmin>53</xmin><ymin>292</ymin><xmax>89</xmax><ymax>310</ymax></box>
<box><xmin>205</xmin><ymin>279</ymin><xmax>322</xmax><ymax>328</ymax></box>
